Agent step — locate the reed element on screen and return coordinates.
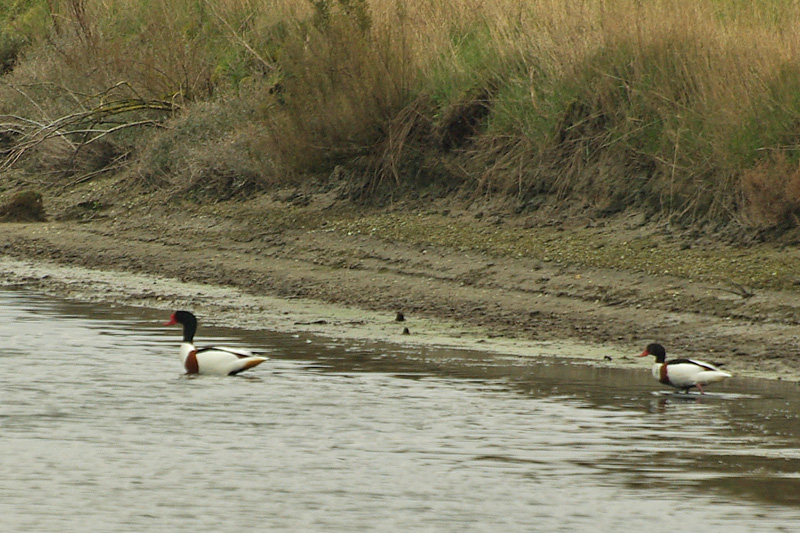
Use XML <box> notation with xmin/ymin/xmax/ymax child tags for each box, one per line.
<box><xmin>2</xmin><ymin>0</ymin><xmax>800</xmax><ymax>229</ymax></box>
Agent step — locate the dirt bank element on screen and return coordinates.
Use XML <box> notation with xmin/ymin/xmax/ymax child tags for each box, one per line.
<box><xmin>2</xmin><ymin>180</ymin><xmax>800</xmax><ymax>382</ymax></box>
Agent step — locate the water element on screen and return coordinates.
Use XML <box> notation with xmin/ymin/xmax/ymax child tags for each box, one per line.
<box><xmin>2</xmin><ymin>288</ymin><xmax>800</xmax><ymax>532</ymax></box>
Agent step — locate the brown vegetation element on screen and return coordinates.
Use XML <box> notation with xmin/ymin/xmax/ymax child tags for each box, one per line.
<box><xmin>742</xmin><ymin>153</ymin><xmax>800</xmax><ymax>230</ymax></box>
<box><xmin>2</xmin><ymin>1</ymin><xmax>800</xmax><ymax>233</ymax></box>
<box><xmin>0</xmin><ymin>189</ymin><xmax>45</xmax><ymax>221</ymax></box>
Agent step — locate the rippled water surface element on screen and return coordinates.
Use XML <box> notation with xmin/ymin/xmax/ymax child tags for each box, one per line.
<box><xmin>2</xmin><ymin>288</ymin><xmax>800</xmax><ymax>532</ymax></box>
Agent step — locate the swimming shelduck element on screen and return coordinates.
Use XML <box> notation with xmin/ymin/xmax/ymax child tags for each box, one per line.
<box><xmin>164</xmin><ymin>310</ymin><xmax>268</xmax><ymax>376</ymax></box>
<box><xmin>639</xmin><ymin>343</ymin><xmax>731</xmax><ymax>394</ymax></box>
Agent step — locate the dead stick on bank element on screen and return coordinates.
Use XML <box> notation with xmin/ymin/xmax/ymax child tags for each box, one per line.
<box><xmin>0</xmin><ymin>94</ymin><xmax>173</xmax><ymax>171</ymax></box>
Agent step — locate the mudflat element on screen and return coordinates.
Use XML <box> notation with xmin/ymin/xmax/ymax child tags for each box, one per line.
<box><xmin>2</xmin><ymin>184</ymin><xmax>800</xmax><ymax>381</ymax></box>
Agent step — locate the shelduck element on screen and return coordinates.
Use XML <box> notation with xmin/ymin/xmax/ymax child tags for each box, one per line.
<box><xmin>639</xmin><ymin>343</ymin><xmax>731</xmax><ymax>394</ymax></box>
<box><xmin>164</xmin><ymin>310</ymin><xmax>268</xmax><ymax>376</ymax></box>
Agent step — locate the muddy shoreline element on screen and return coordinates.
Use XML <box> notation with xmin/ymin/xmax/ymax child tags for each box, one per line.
<box><xmin>2</xmin><ymin>188</ymin><xmax>800</xmax><ymax>383</ymax></box>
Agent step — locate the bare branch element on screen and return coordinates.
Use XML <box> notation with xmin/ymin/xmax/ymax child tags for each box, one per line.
<box><xmin>0</xmin><ymin>86</ymin><xmax>176</xmax><ymax>173</ymax></box>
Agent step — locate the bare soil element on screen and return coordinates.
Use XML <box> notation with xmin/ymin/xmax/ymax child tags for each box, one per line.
<box><xmin>2</xmin><ymin>178</ymin><xmax>800</xmax><ymax>382</ymax></box>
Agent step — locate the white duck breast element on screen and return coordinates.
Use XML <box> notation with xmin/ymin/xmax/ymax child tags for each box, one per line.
<box><xmin>655</xmin><ymin>359</ymin><xmax>732</xmax><ymax>391</ymax></box>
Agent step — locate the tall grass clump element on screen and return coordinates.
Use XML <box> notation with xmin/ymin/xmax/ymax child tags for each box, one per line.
<box><xmin>3</xmin><ymin>1</ymin><xmax>800</xmax><ymax>230</ymax></box>
<box><xmin>459</xmin><ymin>0</ymin><xmax>800</xmax><ymax>226</ymax></box>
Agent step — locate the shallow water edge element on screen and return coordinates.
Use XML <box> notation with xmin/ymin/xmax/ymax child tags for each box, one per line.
<box><xmin>0</xmin><ymin>255</ymin><xmax>795</xmax><ymax>384</ymax></box>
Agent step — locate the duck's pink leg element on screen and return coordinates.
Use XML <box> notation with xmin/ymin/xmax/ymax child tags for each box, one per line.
<box><xmin>696</xmin><ymin>383</ymin><xmax>705</xmax><ymax>395</ymax></box>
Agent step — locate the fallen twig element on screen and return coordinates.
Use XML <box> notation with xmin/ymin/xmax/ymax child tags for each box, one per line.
<box><xmin>714</xmin><ymin>279</ymin><xmax>755</xmax><ymax>299</ymax></box>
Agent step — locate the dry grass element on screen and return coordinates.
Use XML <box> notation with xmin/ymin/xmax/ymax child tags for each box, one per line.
<box><xmin>3</xmin><ymin>1</ymin><xmax>800</xmax><ymax>228</ymax></box>
<box><xmin>742</xmin><ymin>152</ymin><xmax>800</xmax><ymax>229</ymax></box>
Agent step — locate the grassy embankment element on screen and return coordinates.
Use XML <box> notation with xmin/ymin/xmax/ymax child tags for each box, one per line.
<box><xmin>2</xmin><ymin>0</ymin><xmax>800</xmax><ymax>233</ymax></box>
